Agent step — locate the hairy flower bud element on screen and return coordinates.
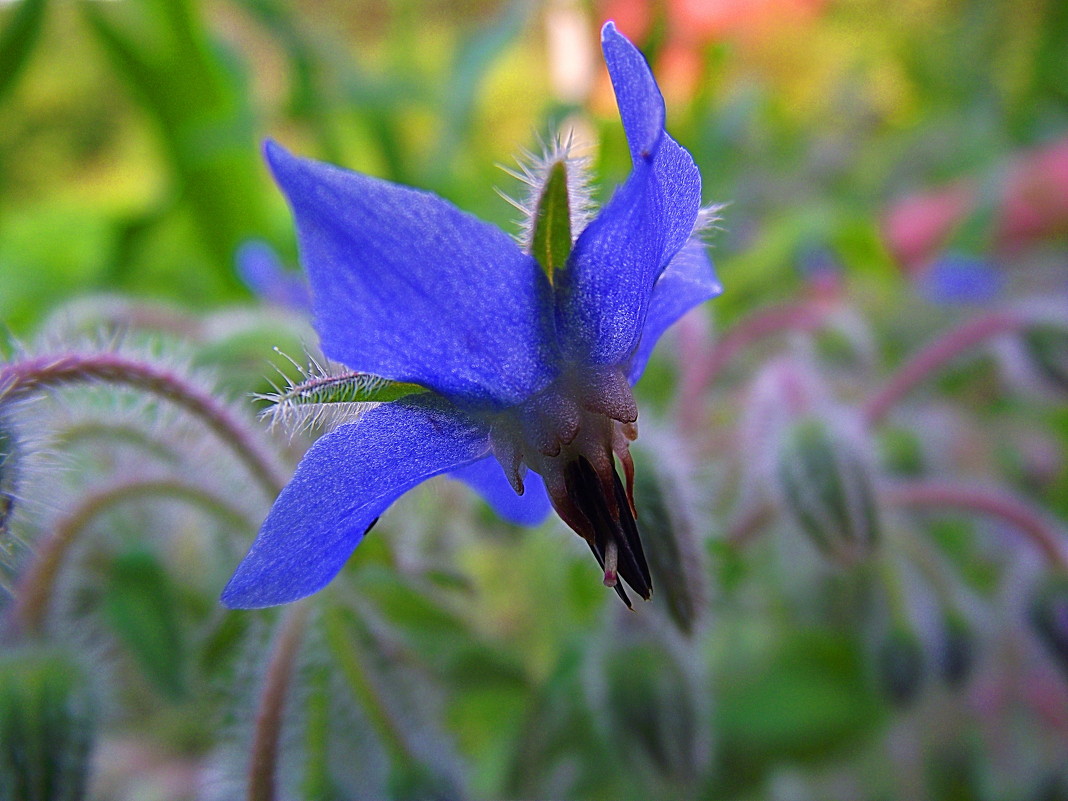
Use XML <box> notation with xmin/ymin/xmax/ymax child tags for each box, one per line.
<box><xmin>938</xmin><ymin>614</ymin><xmax>975</xmax><ymax>690</ymax></box>
<box><xmin>877</xmin><ymin>628</ymin><xmax>925</xmax><ymax>707</ymax></box>
<box><xmin>632</xmin><ymin>458</ymin><xmax>708</xmax><ymax>636</ymax></box>
<box><xmin>776</xmin><ymin>417</ymin><xmax>881</xmax><ymax>566</ymax></box>
<box><xmin>1029</xmin><ymin>573</ymin><xmax>1068</xmax><ymax>680</ymax></box>
<box><xmin>0</xmin><ymin>647</ymin><xmax>96</xmax><ymax>801</ymax></box>
<box><xmin>1020</xmin><ymin>323</ymin><xmax>1068</xmax><ymax>396</ymax></box>
<box><xmin>598</xmin><ymin>632</ymin><xmax>710</xmax><ymax>785</ymax></box>
<box><xmin>0</xmin><ymin>419</ymin><xmax>19</xmax><ymax>541</ymax></box>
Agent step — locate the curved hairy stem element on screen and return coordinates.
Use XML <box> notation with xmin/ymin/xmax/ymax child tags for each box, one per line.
<box><xmin>886</xmin><ymin>481</ymin><xmax>1067</xmax><ymax>570</ymax></box>
<box><xmin>248</xmin><ymin>602</ymin><xmax>311</xmax><ymax>801</ymax></box>
<box><xmin>863</xmin><ymin>312</ymin><xmax>1022</xmax><ymax>426</ymax></box>
<box><xmin>0</xmin><ymin>352</ymin><xmax>287</xmax><ymax>496</ymax></box>
<box><xmin>677</xmin><ymin>302</ymin><xmax>829</xmax><ymax>435</ymax></box>
<box><xmin>8</xmin><ymin>478</ymin><xmax>253</xmax><ymax>635</ymax></box>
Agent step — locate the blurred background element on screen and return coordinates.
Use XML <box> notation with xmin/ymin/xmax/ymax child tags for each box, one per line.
<box><xmin>1</xmin><ymin>0</ymin><xmax>1067</xmax><ymax>799</ymax></box>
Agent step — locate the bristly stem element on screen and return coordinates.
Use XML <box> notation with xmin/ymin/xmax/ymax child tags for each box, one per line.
<box><xmin>677</xmin><ymin>302</ymin><xmax>830</xmax><ymax>435</ymax></box>
<box><xmin>863</xmin><ymin>312</ymin><xmax>1023</xmax><ymax>426</ymax></box>
<box><xmin>885</xmin><ymin>481</ymin><xmax>1067</xmax><ymax>570</ymax></box>
<box><xmin>0</xmin><ymin>352</ymin><xmax>287</xmax><ymax>496</ymax></box>
<box><xmin>321</xmin><ymin>606</ymin><xmax>416</xmax><ymax>765</ymax></box>
<box><xmin>248</xmin><ymin>602</ymin><xmax>311</xmax><ymax>801</ymax></box>
<box><xmin>726</xmin><ymin>501</ymin><xmax>776</xmax><ymax>547</ymax></box>
<box><xmin>7</xmin><ymin>479</ymin><xmax>254</xmax><ymax>636</ymax></box>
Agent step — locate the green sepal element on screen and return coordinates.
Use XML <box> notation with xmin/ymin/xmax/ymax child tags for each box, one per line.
<box><xmin>530</xmin><ymin>161</ymin><xmax>572</xmax><ymax>281</ymax></box>
<box><xmin>267</xmin><ymin>371</ymin><xmax>425</xmax><ymax>415</ymax></box>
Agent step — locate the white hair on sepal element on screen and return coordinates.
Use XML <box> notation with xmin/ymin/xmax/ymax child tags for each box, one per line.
<box><xmin>496</xmin><ymin>128</ymin><xmax>597</xmax><ymax>251</ymax></box>
<box><xmin>692</xmin><ymin>203</ymin><xmax>727</xmax><ymax>242</ymax></box>
<box><xmin>256</xmin><ymin>350</ymin><xmax>399</xmax><ymax>438</ymax></box>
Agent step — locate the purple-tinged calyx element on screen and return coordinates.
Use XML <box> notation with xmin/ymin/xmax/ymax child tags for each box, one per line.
<box><xmin>487</xmin><ymin>367</ymin><xmax>650</xmax><ymax>605</ymax></box>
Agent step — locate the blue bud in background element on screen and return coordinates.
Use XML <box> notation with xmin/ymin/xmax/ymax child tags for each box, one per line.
<box><xmin>919</xmin><ymin>252</ymin><xmax>1004</xmax><ymax>306</ymax></box>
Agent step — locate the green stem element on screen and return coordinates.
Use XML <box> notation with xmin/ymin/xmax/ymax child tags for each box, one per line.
<box><xmin>321</xmin><ymin>606</ymin><xmax>416</xmax><ymax>765</ymax></box>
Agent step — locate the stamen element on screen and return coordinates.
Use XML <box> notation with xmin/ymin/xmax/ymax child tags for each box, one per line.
<box><xmin>603</xmin><ymin>538</ymin><xmax>619</xmax><ymax>587</ymax></box>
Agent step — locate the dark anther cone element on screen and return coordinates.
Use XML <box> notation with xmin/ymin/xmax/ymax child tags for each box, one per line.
<box><xmin>563</xmin><ymin>456</ymin><xmax>652</xmax><ymax>607</ymax></box>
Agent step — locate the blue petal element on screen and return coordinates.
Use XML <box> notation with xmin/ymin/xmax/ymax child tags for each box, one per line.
<box><xmin>628</xmin><ymin>235</ymin><xmax>721</xmax><ymax>383</ymax></box>
<box><xmin>236</xmin><ymin>240</ymin><xmax>312</xmax><ymax>312</ymax></box>
<box><xmin>265</xmin><ymin>141</ymin><xmax>558</xmax><ymax>409</ymax></box>
<box><xmin>555</xmin><ymin>23</ymin><xmax>701</xmax><ymax>367</ymax></box>
<box><xmin>221</xmin><ymin>395</ymin><xmax>490</xmax><ymax>608</ymax></box>
<box><xmin>449</xmin><ymin>457</ymin><xmax>552</xmax><ymax>526</ymax></box>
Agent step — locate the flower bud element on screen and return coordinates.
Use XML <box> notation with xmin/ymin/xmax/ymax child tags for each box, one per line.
<box><xmin>877</xmin><ymin>628</ymin><xmax>925</xmax><ymax>707</ymax></box>
<box><xmin>600</xmin><ymin>635</ymin><xmax>709</xmax><ymax>785</ymax></box>
<box><xmin>0</xmin><ymin>419</ymin><xmax>19</xmax><ymax>540</ymax></box>
<box><xmin>776</xmin><ymin>417</ymin><xmax>881</xmax><ymax>566</ymax></box>
<box><xmin>1020</xmin><ymin>323</ymin><xmax>1068</xmax><ymax>396</ymax></box>
<box><xmin>632</xmin><ymin>456</ymin><xmax>708</xmax><ymax>637</ymax></box>
<box><xmin>0</xmin><ymin>647</ymin><xmax>96</xmax><ymax>801</ymax></box>
<box><xmin>1029</xmin><ymin>573</ymin><xmax>1068</xmax><ymax>680</ymax></box>
<box><xmin>937</xmin><ymin>614</ymin><xmax>975</xmax><ymax>690</ymax></box>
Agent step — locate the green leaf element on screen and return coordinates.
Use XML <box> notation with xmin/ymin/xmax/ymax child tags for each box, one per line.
<box><xmin>0</xmin><ymin>0</ymin><xmax>48</xmax><ymax>105</ymax></box>
<box><xmin>530</xmin><ymin>161</ymin><xmax>573</xmax><ymax>281</ymax></box>
<box><xmin>715</xmin><ymin>628</ymin><xmax>884</xmax><ymax>793</ymax></box>
<box><xmin>102</xmin><ymin>550</ymin><xmax>187</xmax><ymax>701</ymax></box>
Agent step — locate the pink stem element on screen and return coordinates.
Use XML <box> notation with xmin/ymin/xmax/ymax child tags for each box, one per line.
<box><xmin>863</xmin><ymin>312</ymin><xmax>1023</xmax><ymax>427</ymax></box>
<box><xmin>677</xmin><ymin>302</ymin><xmax>829</xmax><ymax>434</ymax></box>
<box><xmin>248</xmin><ymin>602</ymin><xmax>311</xmax><ymax>801</ymax></box>
<box><xmin>8</xmin><ymin>478</ymin><xmax>253</xmax><ymax>635</ymax></box>
<box><xmin>886</xmin><ymin>481</ymin><xmax>1067</xmax><ymax>569</ymax></box>
<box><xmin>0</xmin><ymin>352</ymin><xmax>286</xmax><ymax>496</ymax></box>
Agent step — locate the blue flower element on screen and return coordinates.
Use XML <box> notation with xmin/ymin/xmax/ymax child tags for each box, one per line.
<box><xmin>222</xmin><ymin>22</ymin><xmax>721</xmax><ymax>609</ymax></box>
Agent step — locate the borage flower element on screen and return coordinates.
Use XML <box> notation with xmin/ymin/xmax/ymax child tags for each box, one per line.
<box><xmin>222</xmin><ymin>22</ymin><xmax>721</xmax><ymax>609</ymax></box>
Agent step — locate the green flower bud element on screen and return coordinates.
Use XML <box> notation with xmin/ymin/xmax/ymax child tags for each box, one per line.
<box><xmin>877</xmin><ymin>628</ymin><xmax>925</xmax><ymax>707</ymax></box>
<box><xmin>632</xmin><ymin>458</ymin><xmax>708</xmax><ymax>637</ymax></box>
<box><xmin>602</xmin><ymin>637</ymin><xmax>708</xmax><ymax>785</ymax></box>
<box><xmin>1021</xmin><ymin>323</ymin><xmax>1068</xmax><ymax>396</ymax></box>
<box><xmin>0</xmin><ymin>647</ymin><xmax>96</xmax><ymax>801</ymax></box>
<box><xmin>1029</xmin><ymin>573</ymin><xmax>1068</xmax><ymax>680</ymax></box>
<box><xmin>938</xmin><ymin>614</ymin><xmax>975</xmax><ymax>690</ymax></box>
<box><xmin>776</xmin><ymin>417</ymin><xmax>881</xmax><ymax>566</ymax></box>
<box><xmin>0</xmin><ymin>420</ymin><xmax>19</xmax><ymax>540</ymax></box>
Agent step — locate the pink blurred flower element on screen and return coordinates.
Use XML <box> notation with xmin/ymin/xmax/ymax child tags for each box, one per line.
<box><xmin>884</xmin><ymin>136</ymin><xmax>1068</xmax><ymax>273</ymax></box>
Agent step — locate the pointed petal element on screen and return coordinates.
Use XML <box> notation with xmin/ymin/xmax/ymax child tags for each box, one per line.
<box><xmin>628</xmin><ymin>236</ymin><xmax>722</xmax><ymax>382</ymax></box>
<box><xmin>555</xmin><ymin>23</ymin><xmax>701</xmax><ymax>366</ymax></box>
<box><xmin>222</xmin><ymin>396</ymin><xmax>490</xmax><ymax>608</ymax></box>
<box><xmin>449</xmin><ymin>456</ymin><xmax>552</xmax><ymax>526</ymax></box>
<box><xmin>265</xmin><ymin>141</ymin><xmax>557</xmax><ymax>409</ymax></box>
